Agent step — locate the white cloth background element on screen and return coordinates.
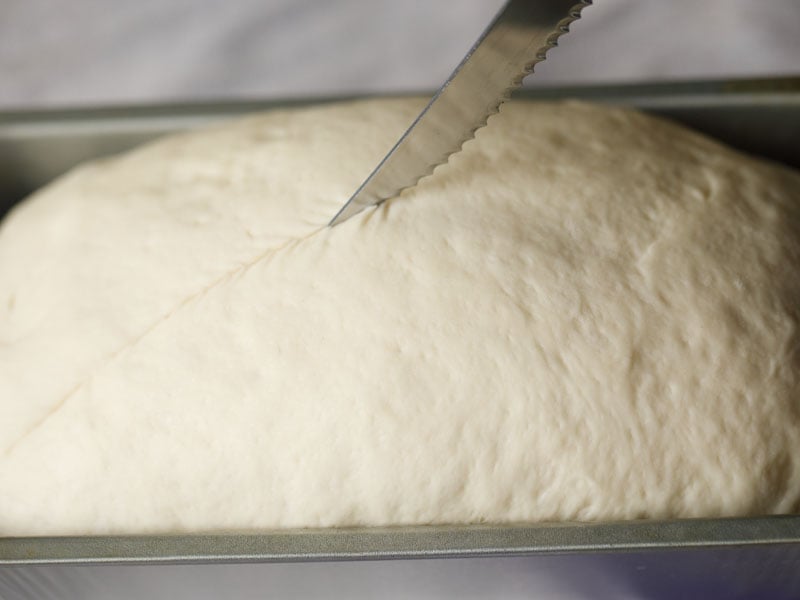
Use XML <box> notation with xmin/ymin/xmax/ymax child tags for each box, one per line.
<box><xmin>1</xmin><ymin>1</ymin><xmax>798</xmax><ymax>598</ymax></box>
<box><xmin>1</xmin><ymin>0</ymin><xmax>798</xmax><ymax>108</ymax></box>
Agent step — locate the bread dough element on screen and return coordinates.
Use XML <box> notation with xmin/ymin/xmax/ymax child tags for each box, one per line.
<box><xmin>1</xmin><ymin>98</ymin><xmax>799</xmax><ymax>535</ymax></box>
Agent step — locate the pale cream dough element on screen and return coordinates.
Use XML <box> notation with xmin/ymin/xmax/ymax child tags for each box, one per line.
<box><xmin>0</xmin><ymin>98</ymin><xmax>798</xmax><ymax>535</ymax></box>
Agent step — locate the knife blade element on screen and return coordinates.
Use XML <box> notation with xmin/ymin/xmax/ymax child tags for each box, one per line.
<box><xmin>329</xmin><ymin>0</ymin><xmax>592</xmax><ymax>226</ymax></box>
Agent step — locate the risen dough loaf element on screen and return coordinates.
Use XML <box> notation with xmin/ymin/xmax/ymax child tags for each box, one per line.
<box><xmin>1</xmin><ymin>99</ymin><xmax>799</xmax><ymax>535</ymax></box>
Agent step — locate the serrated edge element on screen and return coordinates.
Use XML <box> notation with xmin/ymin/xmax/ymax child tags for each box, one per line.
<box><xmin>435</xmin><ymin>1</ymin><xmax>593</xmax><ymax>176</ymax></box>
<box><xmin>331</xmin><ymin>0</ymin><xmax>592</xmax><ymax>225</ymax></box>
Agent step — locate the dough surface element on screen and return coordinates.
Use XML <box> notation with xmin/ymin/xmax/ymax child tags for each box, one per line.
<box><xmin>0</xmin><ymin>98</ymin><xmax>799</xmax><ymax>535</ymax></box>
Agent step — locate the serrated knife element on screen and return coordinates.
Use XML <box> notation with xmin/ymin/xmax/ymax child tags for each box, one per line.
<box><xmin>329</xmin><ymin>0</ymin><xmax>591</xmax><ymax>226</ymax></box>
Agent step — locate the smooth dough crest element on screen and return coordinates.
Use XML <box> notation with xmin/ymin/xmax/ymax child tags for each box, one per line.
<box><xmin>1</xmin><ymin>98</ymin><xmax>799</xmax><ymax>535</ymax></box>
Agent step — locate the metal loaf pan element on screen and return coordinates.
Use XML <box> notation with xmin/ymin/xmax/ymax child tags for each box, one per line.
<box><xmin>1</xmin><ymin>77</ymin><xmax>799</xmax><ymax>214</ymax></box>
<box><xmin>1</xmin><ymin>79</ymin><xmax>800</xmax><ymax>588</ymax></box>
